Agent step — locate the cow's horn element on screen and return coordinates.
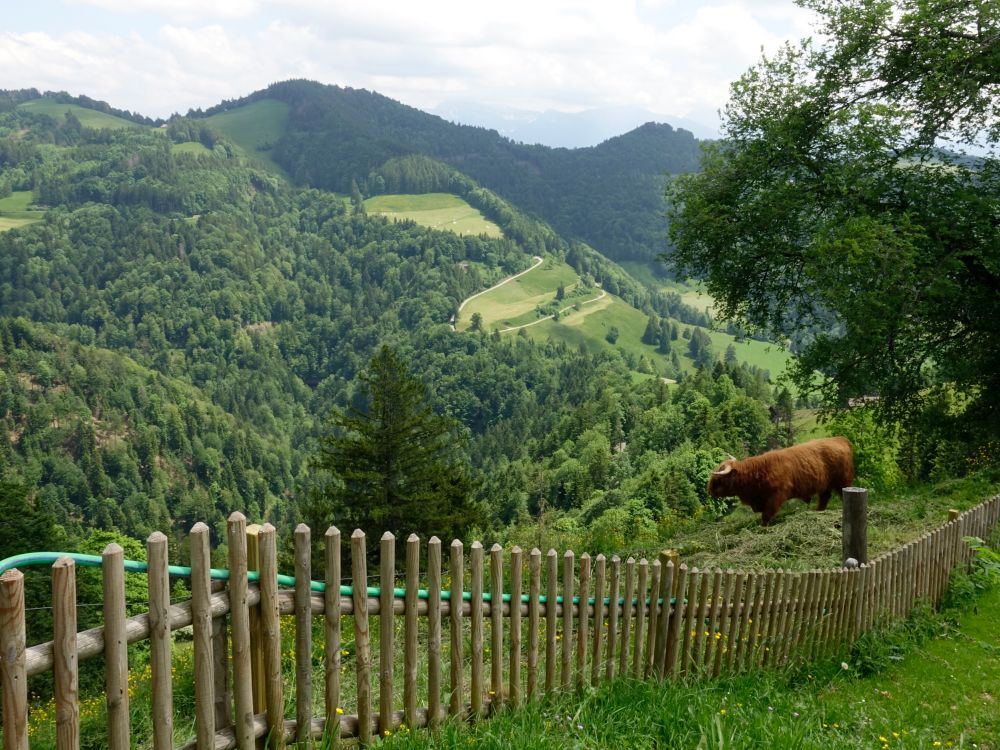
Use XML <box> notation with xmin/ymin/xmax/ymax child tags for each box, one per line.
<box><xmin>712</xmin><ymin>464</ymin><xmax>733</xmax><ymax>476</ymax></box>
<box><xmin>727</xmin><ymin>454</ymin><xmax>737</xmax><ymax>461</ymax></box>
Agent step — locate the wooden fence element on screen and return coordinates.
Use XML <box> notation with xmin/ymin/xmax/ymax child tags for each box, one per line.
<box><xmin>1</xmin><ymin>495</ymin><xmax>998</xmax><ymax>749</ymax></box>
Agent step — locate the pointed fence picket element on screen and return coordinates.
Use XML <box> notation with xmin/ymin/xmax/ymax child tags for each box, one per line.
<box><xmin>1</xmin><ymin>496</ymin><xmax>999</xmax><ymax>748</ymax></box>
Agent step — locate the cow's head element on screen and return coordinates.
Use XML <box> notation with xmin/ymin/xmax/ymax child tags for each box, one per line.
<box><xmin>707</xmin><ymin>455</ymin><xmax>738</xmax><ymax>497</ymax></box>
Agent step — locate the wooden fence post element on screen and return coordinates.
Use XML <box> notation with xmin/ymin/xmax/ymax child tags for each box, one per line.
<box><xmin>324</xmin><ymin>526</ymin><xmax>343</xmax><ymax>745</ymax></box>
<box><xmin>527</xmin><ymin>548</ymin><xmax>541</xmax><ymax>701</ymax></box>
<box><xmin>545</xmin><ymin>549</ymin><xmax>557</xmax><ymax>693</ymax></box>
<box><xmin>246</xmin><ymin>524</ymin><xmax>267</xmax><ymax>716</ymax></box>
<box><xmin>842</xmin><ymin>487</ymin><xmax>869</xmax><ymax>564</ymax></box>
<box><xmin>352</xmin><ymin>530</ymin><xmax>373</xmax><ymax>744</ymax></box>
<box><xmin>561</xmin><ymin>551</ymin><xmax>574</xmax><ymax>688</ymax></box>
<box><xmin>52</xmin><ymin>557</ymin><xmax>79</xmax><ymax>750</ymax></box>
<box><xmin>620</xmin><ymin>558</ymin><xmax>635</xmax><ymax>676</ymax></box>
<box><xmin>227</xmin><ymin>512</ymin><xmax>255</xmax><ymax>750</ymax></box>
<box><xmin>490</xmin><ymin>544</ymin><xmax>505</xmax><ymax>706</ymax></box>
<box><xmin>404</xmin><ymin>534</ymin><xmax>420</xmax><ymax>730</ymax></box>
<box><xmin>190</xmin><ymin>524</ymin><xmax>215</xmax><ymax>750</ymax></box>
<box><xmin>449</xmin><ymin>540</ymin><xmax>464</xmax><ymax>718</ymax></box>
<box><xmin>0</xmin><ymin>569</ymin><xmax>27</xmax><ymax>750</ymax></box>
<box><xmin>379</xmin><ymin>532</ymin><xmax>395</xmax><ymax>738</ymax></box>
<box><xmin>606</xmin><ymin>555</ymin><xmax>620</xmax><ymax>681</ymax></box>
<box><xmin>258</xmin><ymin>525</ymin><xmax>284</xmax><ymax>750</ymax></box>
<box><xmin>147</xmin><ymin>533</ymin><xmax>173</xmax><ymax>750</ymax></box>
<box><xmin>294</xmin><ymin>524</ymin><xmax>313</xmax><ymax>745</ymax></box>
<box><xmin>576</xmin><ymin>553</ymin><xmax>591</xmax><ymax>690</ymax></box>
<box><xmin>426</xmin><ymin>536</ymin><xmax>442</xmax><ymax>729</ymax></box>
<box><xmin>102</xmin><ymin>543</ymin><xmax>130</xmax><ymax>750</ymax></box>
<box><xmin>510</xmin><ymin>546</ymin><xmax>523</xmax><ymax>706</ymax></box>
<box><xmin>211</xmin><ymin>578</ymin><xmax>231</xmax><ymax>733</ymax></box>
<box><xmin>631</xmin><ymin>559</ymin><xmax>647</xmax><ymax>676</ymax></box>
<box><xmin>470</xmin><ymin>541</ymin><xmax>484</xmax><ymax>718</ymax></box>
<box><xmin>590</xmin><ymin>554</ymin><xmax>606</xmax><ymax>688</ymax></box>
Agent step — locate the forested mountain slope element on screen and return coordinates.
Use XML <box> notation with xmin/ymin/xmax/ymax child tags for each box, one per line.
<box><xmin>0</xmin><ymin>100</ymin><xmax>786</xmax><ymax>558</ymax></box>
<box><xmin>191</xmin><ymin>80</ymin><xmax>702</xmax><ymax>265</ymax></box>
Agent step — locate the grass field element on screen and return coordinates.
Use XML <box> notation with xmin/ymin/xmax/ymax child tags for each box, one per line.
<box><xmin>170</xmin><ymin>141</ymin><xmax>213</xmax><ymax>157</ymax></box>
<box><xmin>456</xmin><ymin>258</ymin><xmax>577</xmax><ymax>330</ymax></box>
<box><xmin>366</xmin><ymin>193</ymin><xmax>503</xmax><ymax>239</ymax></box>
<box><xmin>382</xmin><ymin>578</ymin><xmax>1000</xmax><ymax>749</ymax></box>
<box><xmin>17</xmin><ymin>99</ymin><xmax>142</xmax><ymax>130</ymax></box>
<box><xmin>456</xmin><ymin>254</ymin><xmax>794</xmax><ymax>381</ymax></box>
<box><xmin>0</xmin><ymin>190</ymin><xmax>44</xmax><ymax>232</ymax></box>
<box><xmin>203</xmin><ymin>98</ymin><xmax>290</xmax><ymax>175</ymax></box>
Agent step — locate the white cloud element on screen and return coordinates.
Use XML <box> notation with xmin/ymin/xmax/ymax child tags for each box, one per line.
<box><xmin>0</xmin><ymin>0</ymin><xmax>817</xmax><ymax>124</ymax></box>
<box><xmin>68</xmin><ymin>0</ymin><xmax>261</xmax><ymax>21</ymax></box>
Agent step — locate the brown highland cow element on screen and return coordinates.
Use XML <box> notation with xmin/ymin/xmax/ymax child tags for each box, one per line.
<box><xmin>707</xmin><ymin>437</ymin><xmax>855</xmax><ymax>527</ymax></box>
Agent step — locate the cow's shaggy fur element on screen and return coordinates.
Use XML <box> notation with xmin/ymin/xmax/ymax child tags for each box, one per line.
<box><xmin>707</xmin><ymin>437</ymin><xmax>855</xmax><ymax>527</ymax></box>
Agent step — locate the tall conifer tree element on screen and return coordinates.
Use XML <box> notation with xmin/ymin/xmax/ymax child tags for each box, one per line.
<box><xmin>308</xmin><ymin>346</ymin><xmax>479</xmax><ymax>544</ymax></box>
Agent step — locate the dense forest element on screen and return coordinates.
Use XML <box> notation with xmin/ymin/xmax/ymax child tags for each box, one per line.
<box><xmin>0</xmin><ymin>103</ymin><xmax>782</xmax><ymax>576</ymax></box>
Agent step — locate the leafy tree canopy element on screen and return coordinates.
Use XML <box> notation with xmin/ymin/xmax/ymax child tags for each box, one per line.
<box><xmin>666</xmin><ymin>0</ymin><xmax>1000</xmax><ymax>442</ymax></box>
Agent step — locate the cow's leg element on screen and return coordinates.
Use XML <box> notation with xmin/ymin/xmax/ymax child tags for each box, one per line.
<box><xmin>760</xmin><ymin>497</ymin><xmax>781</xmax><ymax>527</ymax></box>
<box><xmin>817</xmin><ymin>491</ymin><xmax>831</xmax><ymax>511</ymax></box>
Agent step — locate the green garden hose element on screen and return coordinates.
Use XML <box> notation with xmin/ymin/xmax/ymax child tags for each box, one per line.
<box><xmin>0</xmin><ymin>551</ymin><xmax>669</xmax><ymax>607</ymax></box>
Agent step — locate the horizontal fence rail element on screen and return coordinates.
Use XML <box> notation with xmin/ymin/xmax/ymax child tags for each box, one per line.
<box><xmin>1</xmin><ymin>496</ymin><xmax>998</xmax><ymax>749</ymax></box>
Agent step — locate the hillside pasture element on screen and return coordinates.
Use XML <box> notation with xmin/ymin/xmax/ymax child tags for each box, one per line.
<box><xmin>0</xmin><ymin>190</ymin><xmax>44</xmax><ymax>232</ymax></box>
<box><xmin>171</xmin><ymin>141</ymin><xmax>213</xmax><ymax>157</ymax></box>
<box><xmin>365</xmin><ymin>193</ymin><xmax>503</xmax><ymax>239</ymax></box>
<box><xmin>706</xmin><ymin>328</ymin><xmax>794</xmax><ymax>379</ymax></box>
<box><xmin>456</xmin><ymin>257</ymin><xmax>578</xmax><ymax>331</ymax></box>
<box><xmin>521</xmin><ymin>291</ymin><xmax>681</xmax><ymax>374</ymax></box>
<box><xmin>17</xmin><ymin>99</ymin><xmax>142</xmax><ymax>130</ymax></box>
<box><xmin>457</xmin><ymin>255</ymin><xmax>796</xmax><ymax>380</ymax></box>
<box><xmin>203</xmin><ymin>98</ymin><xmax>290</xmax><ymax>175</ymax></box>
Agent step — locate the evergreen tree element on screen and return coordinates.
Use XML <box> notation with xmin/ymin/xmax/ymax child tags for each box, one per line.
<box><xmin>642</xmin><ymin>315</ymin><xmax>659</xmax><ymax>345</ymax></box>
<box><xmin>658</xmin><ymin>319</ymin><xmax>672</xmax><ymax>354</ymax></box>
<box><xmin>308</xmin><ymin>346</ymin><xmax>479</xmax><ymax>545</ymax></box>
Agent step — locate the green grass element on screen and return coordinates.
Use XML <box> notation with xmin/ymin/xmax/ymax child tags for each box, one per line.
<box><xmin>170</xmin><ymin>141</ymin><xmax>213</xmax><ymax>157</ymax></box>
<box><xmin>705</xmin><ymin>329</ymin><xmax>794</xmax><ymax>379</ymax></box>
<box><xmin>0</xmin><ymin>217</ymin><xmax>35</xmax><ymax>231</ymax></box>
<box><xmin>366</xmin><ymin>193</ymin><xmax>503</xmax><ymax>239</ymax></box>
<box><xmin>522</xmin><ymin>292</ymin><xmax>677</xmax><ymax>373</ymax></box>
<box><xmin>203</xmin><ymin>98</ymin><xmax>290</xmax><ymax>175</ymax></box>
<box><xmin>660</xmin><ymin>472</ymin><xmax>1000</xmax><ymax>572</ymax></box>
<box><xmin>457</xmin><ymin>258</ymin><xmax>577</xmax><ymax>330</ymax></box>
<box><xmin>0</xmin><ymin>190</ymin><xmax>44</xmax><ymax>231</ymax></box>
<box><xmin>16</xmin><ymin>99</ymin><xmax>143</xmax><ymax>130</ymax></box>
<box><xmin>0</xmin><ymin>191</ymin><xmax>34</xmax><ymax>214</ymax></box>
<box><xmin>457</xmin><ymin>256</ymin><xmax>794</xmax><ymax>381</ymax></box>
<box><xmin>382</xmin><ymin>577</ymin><xmax>1000</xmax><ymax>749</ymax></box>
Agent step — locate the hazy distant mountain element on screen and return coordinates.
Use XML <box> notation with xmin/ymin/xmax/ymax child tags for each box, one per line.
<box><xmin>429</xmin><ymin>101</ymin><xmax>718</xmax><ymax>147</ymax></box>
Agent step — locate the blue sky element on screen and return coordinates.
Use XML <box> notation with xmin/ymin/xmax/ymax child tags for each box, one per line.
<box><xmin>1</xmin><ymin>0</ymin><xmax>814</xmax><ymax>127</ymax></box>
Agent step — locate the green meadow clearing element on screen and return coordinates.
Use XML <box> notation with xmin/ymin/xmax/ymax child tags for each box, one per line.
<box><xmin>365</xmin><ymin>193</ymin><xmax>503</xmax><ymax>238</ymax></box>
<box><xmin>170</xmin><ymin>141</ymin><xmax>213</xmax><ymax>157</ymax></box>
<box><xmin>16</xmin><ymin>99</ymin><xmax>141</xmax><ymax>130</ymax></box>
<box><xmin>204</xmin><ymin>98</ymin><xmax>290</xmax><ymax>175</ymax></box>
<box><xmin>458</xmin><ymin>254</ymin><xmax>794</xmax><ymax>381</ymax></box>
<box><xmin>0</xmin><ymin>190</ymin><xmax>44</xmax><ymax>232</ymax></box>
<box><xmin>456</xmin><ymin>257</ymin><xmax>576</xmax><ymax>331</ymax></box>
